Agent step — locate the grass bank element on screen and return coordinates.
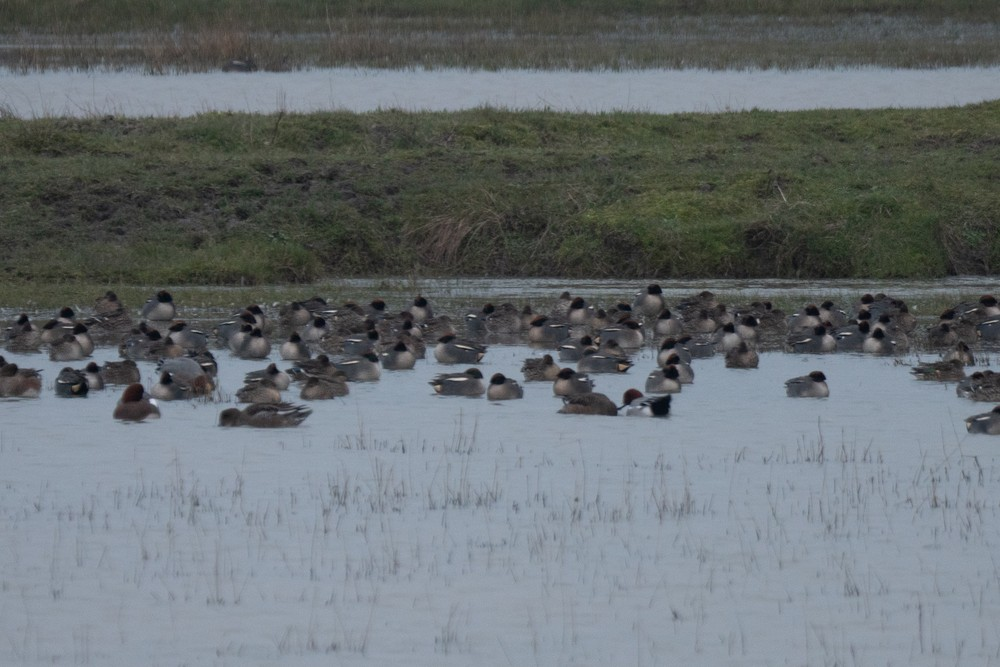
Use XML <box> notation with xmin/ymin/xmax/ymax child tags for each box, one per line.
<box><xmin>2</xmin><ymin>103</ymin><xmax>999</xmax><ymax>284</ymax></box>
<box><xmin>2</xmin><ymin>1</ymin><xmax>999</xmax><ymax>72</ymax></box>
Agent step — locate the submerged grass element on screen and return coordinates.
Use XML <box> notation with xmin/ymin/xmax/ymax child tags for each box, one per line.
<box><xmin>1</xmin><ymin>2</ymin><xmax>999</xmax><ymax>71</ymax></box>
<box><xmin>2</xmin><ymin>103</ymin><xmax>1000</xmax><ymax>284</ymax></box>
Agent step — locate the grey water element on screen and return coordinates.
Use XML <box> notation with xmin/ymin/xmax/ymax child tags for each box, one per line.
<box><xmin>2</xmin><ymin>66</ymin><xmax>1000</xmax><ymax>118</ymax></box>
<box><xmin>2</xmin><ymin>277</ymin><xmax>998</xmax><ymax>478</ymax></box>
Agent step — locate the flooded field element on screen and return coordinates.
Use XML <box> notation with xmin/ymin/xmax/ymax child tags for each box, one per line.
<box><xmin>3</xmin><ymin>66</ymin><xmax>1000</xmax><ymax>118</ymax></box>
<box><xmin>2</xmin><ymin>279</ymin><xmax>1000</xmax><ymax>664</ymax></box>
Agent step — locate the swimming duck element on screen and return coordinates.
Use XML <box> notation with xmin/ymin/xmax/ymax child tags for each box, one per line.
<box><xmin>49</xmin><ymin>333</ymin><xmax>87</xmax><ymax>361</ymax></box>
<box><xmin>713</xmin><ymin>322</ymin><xmax>743</xmax><ymax>353</ymax></box>
<box><xmin>55</xmin><ymin>367</ymin><xmax>89</xmax><ymax>397</ymax></box>
<box><xmin>632</xmin><ymin>284</ymin><xmax>667</xmax><ymax>318</ymax></box>
<box><xmin>552</xmin><ymin>367</ymin><xmax>594</xmax><ymax>397</ymax></box>
<box><xmin>784</xmin><ymin>371</ymin><xmax>829</xmax><ymax>398</ymax></box>
<box><xmin>521</xmin><ymin>354</ymin><xmax>561</xmax><ymax>382</ymax></box>
<box><xmin>379</xmin><ymin>340</ymin><xmax>418</xmax><ymax>370</ymax></box>
<box><xmin>332</xmin><ymin>352</ymin><xmax>382</xmax><ymax>382</ymax></box>
<box><xmin>244</xmin><ymin>363</ymin><xmax>291</xmax><ymax>391</ymax></box>
<box><xmin>527</xmin><ymin>316</ymin><xmax>571</xmax><ymax>345</ymax></box>
<box><xmin>831</xmin><ymin>319</ymin><xmax>870</xmax><ymax>352</ymax></box>
<box><xmin>956</xmin><ymin>371</ymin><xmax>1000</xmax><ymax>402</ymax></box>
<box><xmin>653</xmin><ymin>308</ymin><xmax>683</xmax><ymax>337</ymax></box>
<box><xmin>280</xmin><ymin>332</ymin><xmax>312</xmax><ymax>361</ymax></box>
<box><xmin>657</xmin><ymin>337</ymin><xmax>692</xmax><ymax>366</ymax></box>
<box><xmin>429</xmin><ymin>368</ymin><xmax>485</xmax><ymax>396</ymax></box>
<box><xmin>557</xmin><ymin>392</ymin><xmax>618</xmax><ymax>416</ymax></box>
<box><xmin>113</xmin><ymin>384</ymin><xmax>161</xmax><ymax>422</ymax></box>
<box><xmin>100</xmin><ymin>359</ymin><xmax>141</xmax><ymax>385</ymax></box>
<box><xmin>141</xmin><ymin>290</ymin><xmax>176</xmax><ymax>322</ymax></box>
<box><xmin>786</xmin><ymin>304</ymin><xmax>822</xmax><ymax>333</ymax></box>
<box><xmin>5</xmin><ymin>314</ymin><xmax>41</xmax><ymax>352</ymax></box>
<box><xmin>236</xmin><ymin>378</ymin><xmax>283</xmax><ymax>404</ymax></box>
<box><xmin>434</xmin><ymin>335</ymin><xmax>486</xmax><ymax>364</ymax></box>
<box><xmin>165</xmin><ymin>321</ymin><xmax>209</xmax><ymax>353</ymax></box>
<box><xmin>598</xmin><ymin>319</ymin><xmax>644</xmax><ymax>348</ymax></box>
<box><xmin>236</xmin><ymin>327</ymin><xmax>272</xmax><ymax>359</ymax></box>
<box><xmin>78</xmin><ymin>361</ymin><xmax>105</xmax><ymax>391</ymax></box>
<box><xmin>567</xmin><ymin>297</ymin><xmax>593</xmax><ymax>327</ymax></box>
<box><xmin>724</xmin><ymin>341</ymin><xmax>759</xmax><ymax>369</ymax></box>
<box><xmin>786</xmin><ymin>326</ymin><xmax>837</xmax><ymax>354</ymax></box>
<box><xmin>910</xmin><ymin>358</ymin><xmax>966</xmax><ymax>382</ymax></box>
<box><xmin>298</xmin><ymin>316</ymin><xmax>330</xmax><ymax>344</ymax></box>
<box><xmin>90</xmin><ymin>290</ymin><xmax>133</xmax><ymax>335</ymax></box>
<box><xmin>619</xmin><ymin>389</ymin><xmax>672</xmax><ymax>417</ymax></box>
<box><xmin>300</xmin><ymin>375</ymin><xmax>350</xmax><ymax>400</ymax></box>
<box><xmin>219</xmin><ymin>402</ymin><xmax>312</xmax><ymax>428</ymax></box>
<box><xmin>557</xmin><ymin>335</ymin><xmax>597</xmax><ymax>362</ymax></box>
<box><xmin>659</xmin><ymin>352</ymin><xmax>695</xmax><ymax>383</ymax></box>
<box><xmin>487</xmin><ymin>373</ymin><xmax>524</xmax><ymax>400</ymax></box>
<box><xmin>485</xmin><ymin>302</ymin><xmax>526</xmax><ymax>335</ymax></box>
<box><xmin>0</xmin><ymin>363</ymin><xmax>42</xmax><ymax>398</ymax></box>
<box><xmin>861</xmin><ymin>327</ymin><xmax>895</xmax><ymax>355</ymax></box>
<box><xmin>965</xmin><ymin>405</ymin><xmax>1000</xmax><ymax>435</ymax></box>
<box><xmin>280</xmin><ymin>299</ymin><xmax>321</xmax><ymax>328</ymax></box>
<box><xmin>342</xmin><ymin>326</ymin><xmax>380</xmax><ymax>355</ymax></box>
<box><xmin>408</xmin><ymin>295</ymin><xmax>434</xmax><ymax>324</ymax></box>
<box><xmin>645</xmin><ymin>365</ymin><xmax>683</xmax><ymax>394</ymax></box>
<box><xmin>577</xmin><ymin>349</ymin><xmax>633</xmax><ymax>374</ymax></box>
<box><xmin>942</xmin><ymin>341</ymin><xmax>975</xmax><ymax>367</ymax></box>
<box><xmin>150</xmin><ymin>369</ymin><xmax>214</xmax><ymax>401</ymax></box>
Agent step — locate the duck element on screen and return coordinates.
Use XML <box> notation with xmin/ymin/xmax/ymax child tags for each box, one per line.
<box><xmin>332</xmin><ymin>352</ymin><xmax>382</xmax><ymax>382</ymax></box>
<box><xmin>965</xmin><ymin>406</ymin><xmax>1000</xmax><ymax>435</ymax></box>
<box><xmin>553</xmin><ymin>367</ymin><xmax>594</xmax><ymax>396</ymax></box>
<box><xmin>942</xmin><ymin>341</ymin><xmax>975</xmax><ymax>367</ymax></box>
<box><xmin>280</xmin><ymin>300</ymin><xmax>316</xmax><ymax>329</ymax></box>
<box><xmin>113</xmin><ymin>384</ymin><xmax>161</xmax><ymax>422</ymax></box>
<box><xmin>619</xmin><ymin>389</ymin><xmax>672</xmax><ymax>417</ymax></box>
<box><xmin>165</xmin><ymin>321</ymin><xmax>208</xmax><ymax>353</ymax></box>
<box><xmin>567</xmin><ymin>296</ymin><xmax>593</xmax><ymax>327</ymax></box>
<box><xmin>487</xmin><ymin>373</ymin><xmax>524</xmax><ymax>400</ymax></box>
<box><xmin>429</xmin><ymin>368</ymin><xmax>485</xmax><ymax>396</ymax></box>
<box><xmin>557</xmin><ymin>392</ymin><xmax>618</xmax><ymax>416</ymax></box>
<box><xmin>5</xmin><ymin>314</ymin><xmax>41</xmax><ymax>352</ymax></box>
<box><xmin>244</xmin><ymin>363</ymin><xmax>292</xmax><ymax>391</ymax></box>
<box><xmin>956</xmin><ymin>371</ymin><xmax>1000</xmax><ymax>402</ymax></box>
<box><xmin>861</xmin><ymin>327</ymin><xmax>895</xmax><ymax>355</ymax></box>
<box><xmin>659</xmin><ymin>352</ymin><xmax>694</xmax><ymax>383</ymax></box>
<box><xmin>49</xmin><ymin>333</ymin><xmax>87</xmax><ymax>361</ymax></box>
<box><xmin>527</xmin><ymin>316</ymin><xmax>571</xmax><ymax>345</ymax></box>
<box><xmin>784</xmin><ymin>371</ymin><xmax>829</xmax><ymax>398</ymax></box>
<box><xmin>236</xmin><ymin>327</ymin><xmax>271</xmax><ymax>359</ymax></box>
<box><xmin>786</xmin><ymin>325</ymin><xmax>837</xmax><ymax>354</ymax></box>
<box><xmin>653</xmin><ymin>308</ymin><xmax>683</xmax><ymax>337</ymax></box>
<box><xmin>342</xmin><ymin>326</ymin><xmax>380</xmax><ymax>355</ymax></box>
<box><xmin>89</xmin><ymin>290</ymin><xmax>133</xmax><ymax>335</ymax></box>
<box><xmin>379</xmin><ymin>340</ymin><xmax>418</xmax><ymax>370</ymax></box>
<box><xmin>485</xmin><ymin>302</ymin><xmax>526</xmax><ymax>335</ymax></box>
<box><xmin>831</xmin><ymin>319</ymin><xmax>870</xmax><ymax>352</ymax></box>
<box><xmin>236</xmin><ymin>378</ymin><xmax>283</xmax><ymax>404</ymax></box>
<box><xmin>433</xmin><ymin>334</ymin><xmax>486</xmax><ymax>364</ymax></box>
<box><xmin>298</xmin><ymin>316</ymin><xmax>329</xmax><ymax>344</ymax></box>
<box><xmin>150</xmin><ymin>369</ymin><xmax>214</xmax><ymax>401</ymax></box>
<box><xmin>557</xmin><ymin>335</ymin><xmax>597</xmax><ymax>362</ymax></box>
<box><xmin>977</xmin><ymin>317</ymin><xmax>1000</xmax><ymax>342</ymax></box>
<box><xmin>632</xmin><ymin>284</ymin><xmax>667</xmax><ymax>318</ymax></box>
<box><xmin>657</xmin><ymin>338</ymin><xmax>691</xmax><ymax>366</ymax></box>
<box><xmin>78</xmin><ymin>361</ymin><xmax>105</xmax><ymax>391</ymax></box>
<box><xmin>141</xmin><ymin>290</ymin><xmax>176</xmax><ymax>322</ymax></box>
<box><xmin>598</xmin><ymin>318</ymin><xmax>644</xmax><ymax>348</ymax></box>
<box><xmin>786</xmin><ymin>304</ymin><xmax>822</xmax><ymax>333</ymax></box>
<box><xmin>280</xmin><ymin>332</ymin><xmax>312</xmax><ymax>361</ymax></box>
<box><xmin>724</xmin><ymin>341</ymin><xmax>759</xmax><ymax>369</ymax></box>
<box><xmin>910</xmin><ymin>358</ymin><xmax>966</xmax><ymax>382</ymax></box>
<box><xmin>577</xmin><ymin>349</ymin><xmax>633</xmax><ymax>374</ymax></box>
<box><xmin>645</xmin><ymin>365</ymin><xmax>683</xmax><ymax>394</ymax></box>
<box><xmin>0</xmin><ymin>362</ymin><xmax>42</xmax><ymax>398</ymax></box>
<box><xmin>287</xmin><ymin>354</ymin><xmax>340</xmax><ymax>382</ymax></box>
<box><xmin>300</xmin><ymin>375</ymin><xmax>349</xmax><ymax>400</ymax></box>
<box><xmin>219</xmin><ymin>402</ymin><xmax>312</xmax><ymax>428</ymax></box>
<box><xmin>521</xmin><ymin>354</ymin><xmax>561</xmax><ymax>382</ymax></box>
<box><xmin>55</xmin><ymin>367</ymin><xmax>89</xmax><ymax>397</ymax></box>
<box><xmin>713</xmin><ymin>322</ymin><xmax>743</xmax><ymax>353</ymax></box>
<box><xmin>100</xmin><ymin>359</ymin><xmax>141</xmax><ymax>385</ymax></box>
<box><xmin>408</xmin><ymin>295</ymin><xmax>434</xmax><ymax>324</ymax></box>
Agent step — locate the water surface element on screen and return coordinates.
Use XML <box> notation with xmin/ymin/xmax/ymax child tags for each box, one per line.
<box><xmin>3</xmin><ymin>66</ymin><xmax>999</xmax><ymax>118</ymax></box>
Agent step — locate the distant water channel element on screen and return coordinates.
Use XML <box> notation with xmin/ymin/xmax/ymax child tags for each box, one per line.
<box><xmin>2</xmin><ymin>66</ymin><xmax>1000</xmax><ymax>118</ymax></box>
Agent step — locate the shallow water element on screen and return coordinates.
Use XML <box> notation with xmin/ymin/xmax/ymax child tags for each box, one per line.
<box><xmin>3</xmin><ymin>282</ymin><xmax>1000</xmax><ymax>665</ymax></box>
<box><xmin>2</xmin><ymin>66</ymin><xmax>1000</xmax><ymax>118</ymax></box>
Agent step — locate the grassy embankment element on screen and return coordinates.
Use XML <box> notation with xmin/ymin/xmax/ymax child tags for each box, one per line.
<box><xmin>2</xmin><ymin>103</ymin><xmax>999</xmax><ymax>286</ymax></box>
<box><xmin>2</xmin><ymin>0</ymin><xmax>1000</xmax><ymax>71</ymax></box>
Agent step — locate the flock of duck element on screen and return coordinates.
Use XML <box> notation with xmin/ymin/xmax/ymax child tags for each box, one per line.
<box><xmin>3</xmin><ymin>285</ymin><xmax>1000</xmax><ymax>431</ymax></box>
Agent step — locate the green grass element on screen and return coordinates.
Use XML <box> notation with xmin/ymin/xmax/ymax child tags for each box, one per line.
<box><xmin>2</xmin><ymin>104</ymin><xmax>1000</xmax><ymax>284</ymax></box>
